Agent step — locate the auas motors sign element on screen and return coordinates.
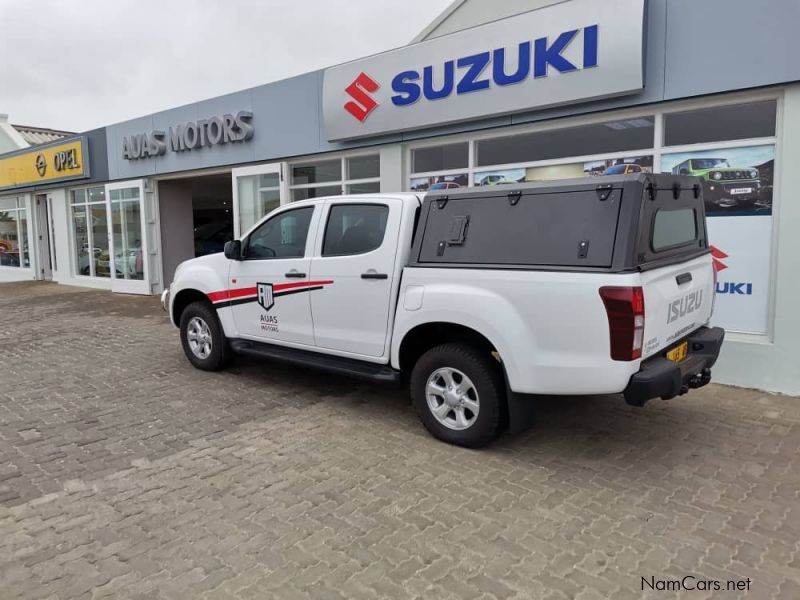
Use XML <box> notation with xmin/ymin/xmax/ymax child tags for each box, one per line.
<box><xmin>122</xmin><ymin>111</ymin><xmax>253</xmax><ymax>160</ymax></box>
<box><xmin>323</xmin><ymin>0</ymin><xmax>645</xmax><ymax>141</ymax></box>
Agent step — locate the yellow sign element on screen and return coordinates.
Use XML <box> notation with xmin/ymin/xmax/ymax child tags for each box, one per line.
<box><xmin>0</xmin><ymin>139</ymin><xmax>89</xmax><ymax>190</ymax></box>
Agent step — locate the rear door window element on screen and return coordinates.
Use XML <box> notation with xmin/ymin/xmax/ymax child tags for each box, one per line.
<box><xmin>322</xmin><ymin>204</ymin><xmax>389</xmax><ymax>256</ymax></box>
<box><xmin>652</xmin><ymin>208</ymin><xmax>697</xmax><ymax>251</ymax></box>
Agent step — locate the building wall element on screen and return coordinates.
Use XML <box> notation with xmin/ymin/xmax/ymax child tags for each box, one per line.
<box><xmin>712</xmin><ymin>83</ymin><xmax>800</xmax><ymax>396</ymax></box>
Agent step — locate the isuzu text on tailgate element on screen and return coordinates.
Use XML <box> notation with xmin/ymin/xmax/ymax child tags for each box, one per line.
<box><xmin>163</xmin><ymin>174</ymin><xmax>724</xmax><ymax>447</ymax></box>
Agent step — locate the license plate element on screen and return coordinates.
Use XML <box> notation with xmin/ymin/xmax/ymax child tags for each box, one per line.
<box><xmin>730</xmin><ymin>187</ymin><xmax>752</xmax><ymax>194</ymax></box>
<box><xmin>666</xmin><ymin>341</ymin><xmax>688</xmax><ymax>362</ymax></box>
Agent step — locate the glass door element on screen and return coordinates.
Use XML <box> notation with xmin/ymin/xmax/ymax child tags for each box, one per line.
<box><xmin>106</xmin><ymin>180</ymin><xmax>149</xmax><ymax>294</ymax></box>
<box><xmin>232</xmin><ymin>163</ymin><xmax>286</xmax><ymax>238</ymax></box>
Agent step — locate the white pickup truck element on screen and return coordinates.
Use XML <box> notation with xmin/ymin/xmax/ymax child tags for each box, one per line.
<box><xmin>163</xmin><ymin>174</ymin><xmax>724</xmax><ymax>447</ymax></box>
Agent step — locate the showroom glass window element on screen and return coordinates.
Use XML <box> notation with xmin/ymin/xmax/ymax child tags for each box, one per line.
<box><xmin>0</xmin><ymin>197</ymin><xmax>29</xmax><ymax>269</ymax></box>
<box><xmin>71</xmin><ymin>187</ymin><xmax>110</xmax><ymax>278</ymax></box>
<box><xmin>109</xmin><ymin>187</ymin><xmax>144</xmax><ymax>281</ymax></box>
<box><xmin>289</xmin><ymin>154</ymin><xmax>380</xmax><ymax>202</ymax></box>
<box><xmin>409</xmin><ymin>142</ymin><xmax>469</xmax><ymax>192</ymax></box>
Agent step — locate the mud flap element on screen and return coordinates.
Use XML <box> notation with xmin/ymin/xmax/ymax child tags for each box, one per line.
<box><xmin>503</xmin><ymin>374</ymin><xmax>537</xmax><ymax>436</ymax></box>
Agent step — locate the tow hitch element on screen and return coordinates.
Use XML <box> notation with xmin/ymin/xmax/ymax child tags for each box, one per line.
<box><xmin>687</xmin><ymin>368</ymin><xmax>712</xmax><ymax>390</ymax></box>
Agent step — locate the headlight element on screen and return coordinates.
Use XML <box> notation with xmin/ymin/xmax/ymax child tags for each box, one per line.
<box><xmin>750</xmin><ymin>169</ymin><xmax>758</xmax><ymax>178</ymax></box>
<box><xmin>711</xmin><ymin>171</ymin><xmax>723</xmax><ymax>180</ymax></box>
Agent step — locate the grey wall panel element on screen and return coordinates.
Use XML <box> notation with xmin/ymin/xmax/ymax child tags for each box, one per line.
<box><xmin>664</xmin><ymin>0</ymin><xmax>800</xmax><ymax>99</ymax></box>
<box><xmin>512</xmin><ymin>0</ymin><xmax>667</xmax><ymax>125</ymax></box>
<box><xmin>107</xmin><ymin>114</ymin><xmax>158</xmax><ymax>180</ymax></box>
<box><xmin>84</xmin><ymin>128</ymin><xmax>109</xmax><ymax>183</ymax></box>
<box><xmin>250</xmin><ymin>72</ymin><xmax>325</xmax><ymax>160</ymax></box>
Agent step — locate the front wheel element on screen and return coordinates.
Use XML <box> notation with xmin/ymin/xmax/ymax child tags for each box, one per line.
<box><xmin>410</xmin><ymin>343</ymin><xmax>504</xmax><ymax>448</ymax></box>
<box><xmin>179</xmin><ymin>301</ymin><xmax>231</xmax><ymax>371</ymax></box>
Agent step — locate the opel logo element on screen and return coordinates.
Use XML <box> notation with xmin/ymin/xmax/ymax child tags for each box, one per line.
<box><xmin>35</xmin><ymin>154</ymin><xmax>47</xmax><ymax>177</ymax></box>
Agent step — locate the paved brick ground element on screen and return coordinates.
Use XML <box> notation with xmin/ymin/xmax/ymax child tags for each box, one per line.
<box><xmin>1</xmin><ymin>281</ymin><xmax>799</xmax><ymax>599</ymax></box>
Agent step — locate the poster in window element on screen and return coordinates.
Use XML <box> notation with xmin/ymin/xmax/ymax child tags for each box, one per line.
<box><xmin>474</xmin><ymin>169</ymin><xmax>525</xmax><ymax>186</ymax></box>
<box><xmin>410</xmin><ymin>173</ymin><xmax>468</xmax><ymax>192</ymax></box>
<box><xmin>583</xmin><ymin>155</ymin><xmax>653</xmax><ymax>177</ymax></box>
<box><xmin>662</xmin><ymin>145</ymin><xmax>775</xmax><ymax>334</ymax></box>
<box><xmin>661</xmin><ymin>145</ymin><xmax>773</xmax><ymax>217</ymax></box>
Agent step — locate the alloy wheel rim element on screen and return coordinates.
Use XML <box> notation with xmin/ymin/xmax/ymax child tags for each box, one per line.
<box><xmin>186</xmin><ymin>317</ymin><xmax>213</xmax><ymax>359</ymax></box>
<box><xmin>425</xmin><ymin>367</ymin><xmax>479</xmax><ymax>430</ymax></box>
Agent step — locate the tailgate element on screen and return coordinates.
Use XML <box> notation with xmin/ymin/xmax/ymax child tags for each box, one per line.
<box><xmin>639</xmin><ymin>254</ymin><xmax>714</xmax><ymax>358</ymax></box>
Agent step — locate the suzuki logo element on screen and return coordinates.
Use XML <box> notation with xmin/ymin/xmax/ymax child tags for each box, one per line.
<box><xmin>344</xmin><ymin>72</ymin><xmax>380</xmax><ymax>122</ymax></box>
<box><xmin>710</xmin><ymin>245</ymin><xmax>728</xmax><ymax>272</ymax></box>
<box><xmin>711</xmin><ymin>245</ymin><xmax>754</xmax><ymax>295</ymax></box>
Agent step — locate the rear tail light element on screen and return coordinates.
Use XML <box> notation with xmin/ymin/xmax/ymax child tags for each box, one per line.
<box><xmin>599</xmin><ymin>286</ymin><xmax>645</xmax><ymax>361</ymax></box>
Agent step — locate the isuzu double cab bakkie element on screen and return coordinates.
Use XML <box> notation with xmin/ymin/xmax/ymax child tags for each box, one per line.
<box><xmin>163</xmin><ymin>174</ymin><xmax>724</xmax><ymax>447</ymax></box>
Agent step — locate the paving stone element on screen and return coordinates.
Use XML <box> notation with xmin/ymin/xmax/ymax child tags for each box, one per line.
<box><xmin>0</xmin><ymin>281</ymin><xmax>799</xmax><ymax>599</ymax></box>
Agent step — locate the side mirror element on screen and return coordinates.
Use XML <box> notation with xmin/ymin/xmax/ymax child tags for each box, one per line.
<box><xmin>224</xmin><ymin>240</ymin><xmax>242</xmax><ymax>260</ymax></box>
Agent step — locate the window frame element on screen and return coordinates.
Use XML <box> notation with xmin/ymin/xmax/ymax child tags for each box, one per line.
<box><xmin>650</xmin><ymin>207</ymin><xmax>699</xmax><ymax>253</ymax></box>
<box><xmin>0</xmin><ymin>196</ymin><xmax>28</xmax><ymax>269</ymax></box>
<box><xmin>321</xmin><ymin>202</ymin><xmax>390</xmax><ymax>258</ymax></box>
<box><xmin>242</xmin><ymin>205</ymin><xmax>315</xmax><ymax>261</ymax></box>
<box><xmin>288</xmin><ymin>151</ymin><xmax>380</xmax><ymax>202</ymax></box>
<box><xmin>68</xmin><ymin>184</ymin><xmax>109</xmax><ymax>279</ymax></box>
<box><xmin>405</xmin><ymin>91</ymin><xmax>780</xmax><ymax>194</ymax></box>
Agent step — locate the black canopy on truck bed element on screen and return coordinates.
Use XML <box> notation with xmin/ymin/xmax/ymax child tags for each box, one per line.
<box><xmin>410</xmin><ymin>173</ymin><xmax>709</xmax><ymax>273</ymax></box>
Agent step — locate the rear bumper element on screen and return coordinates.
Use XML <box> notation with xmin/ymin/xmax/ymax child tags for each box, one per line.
<box><xmin>623</xmin><ymin>326</ymin><xmax>725</xmax><ymax>407</ymax></box>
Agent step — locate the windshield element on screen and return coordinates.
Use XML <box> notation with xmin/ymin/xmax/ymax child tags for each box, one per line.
<box><xmin>691</xmin><ymin>158</ymin><xmax>729</xmax><ymax>170</ymax></box>
<box><xmin>604</xmin><ymin>165</ymin><xmax>626</xmax><ymax>174</ymax></box>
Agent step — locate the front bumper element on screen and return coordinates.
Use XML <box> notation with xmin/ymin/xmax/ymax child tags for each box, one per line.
<box><xmin>623</xmin><ymin>326</ymin><xmax>725</xmax><ymax>407</ymax></box>
<box><xmin>160</xmin><ymin>288</ymin><xmax>170</xmax><ymax>313</ymax></box>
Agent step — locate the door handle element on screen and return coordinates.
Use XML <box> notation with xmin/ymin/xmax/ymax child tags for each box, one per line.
<box><xmin>285</xmin><ymin>271</ymin><xmax>306</xmax><ymax>278</ymax></box>
<box><xmin>361</xmin><ymin>272</ymin><xmax>388</xmax><ymax>280</ymax></box>
<box><xmin>676</xmin><ymin>272</ymin><xmax>692</xmax><ymax>285</ymax></box>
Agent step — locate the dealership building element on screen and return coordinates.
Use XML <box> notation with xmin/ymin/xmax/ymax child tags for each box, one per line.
<box><xmin>1</xmin><ymin>0</ymin><xmax>798</xmax><ymax>395</ymax></box>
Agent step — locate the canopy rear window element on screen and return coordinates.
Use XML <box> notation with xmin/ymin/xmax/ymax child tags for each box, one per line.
<box><xmin>652</xmin><ymin>208</ymin><xmax>697</xmax><ymax>252</ymax></box>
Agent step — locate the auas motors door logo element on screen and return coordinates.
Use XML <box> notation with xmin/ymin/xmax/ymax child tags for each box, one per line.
<box><xmin>257</xmin><ymin>283</ymin><xmax>274</xmax><ymax>311</ymax></box>
<box><xmin>710</xmin><ymin>245</ymin><xmax>753</xmax><ymax>295</ymax></box>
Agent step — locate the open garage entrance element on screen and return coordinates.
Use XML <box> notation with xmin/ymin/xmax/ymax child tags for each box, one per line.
<box><xmin>158</xmin><ymin>172</ymin><xmax>233</xmax><ymax>285</ymax></box>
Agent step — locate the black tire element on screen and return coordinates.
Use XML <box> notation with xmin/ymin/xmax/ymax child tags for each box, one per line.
<box><xmin>179</xmin><ymin>300</ymin><xmax>232</xmax><ymax>371</ymax></box>
<box><xmin>410</xmin><ymin>343</ymin><xmax>504</xmax><ymax>448</ymax></box>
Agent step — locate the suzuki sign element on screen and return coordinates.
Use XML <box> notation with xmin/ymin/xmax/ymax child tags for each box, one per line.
<box><xmin>322</xmin><ymin>0</ymin><xmax>645</xmax><ymax>141</ymax></box>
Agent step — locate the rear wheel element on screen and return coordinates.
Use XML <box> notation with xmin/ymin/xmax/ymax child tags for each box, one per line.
<box><xmin>410</xmin><ymin>343</ymin><xmax>504</xmax><ymax>448</ymax></box>
<box><xmin>179</xmin><ymin>301</ymin><xmax>231</xmax><ymax>371</ymax></box>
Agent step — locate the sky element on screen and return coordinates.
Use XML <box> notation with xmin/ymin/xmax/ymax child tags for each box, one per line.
<box><xmin>0</xmin><ymin>0</ymin><xmax>452</xmax><ymax>133</ymax></box>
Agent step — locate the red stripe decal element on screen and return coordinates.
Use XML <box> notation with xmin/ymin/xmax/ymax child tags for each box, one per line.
<box><xmin>206</xmin><ymin>280</ymin><xmax>333</xmax><ymax>303</ymax></box>
<box><xmin>273</xmin><ymin>280</ymin><xmax>333</xmax><ymax>292</ymax></box>
<box><xmin>207</xmin><ymin>287</ymin><xmax>257</xmax><ymax>303</ymax></box>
